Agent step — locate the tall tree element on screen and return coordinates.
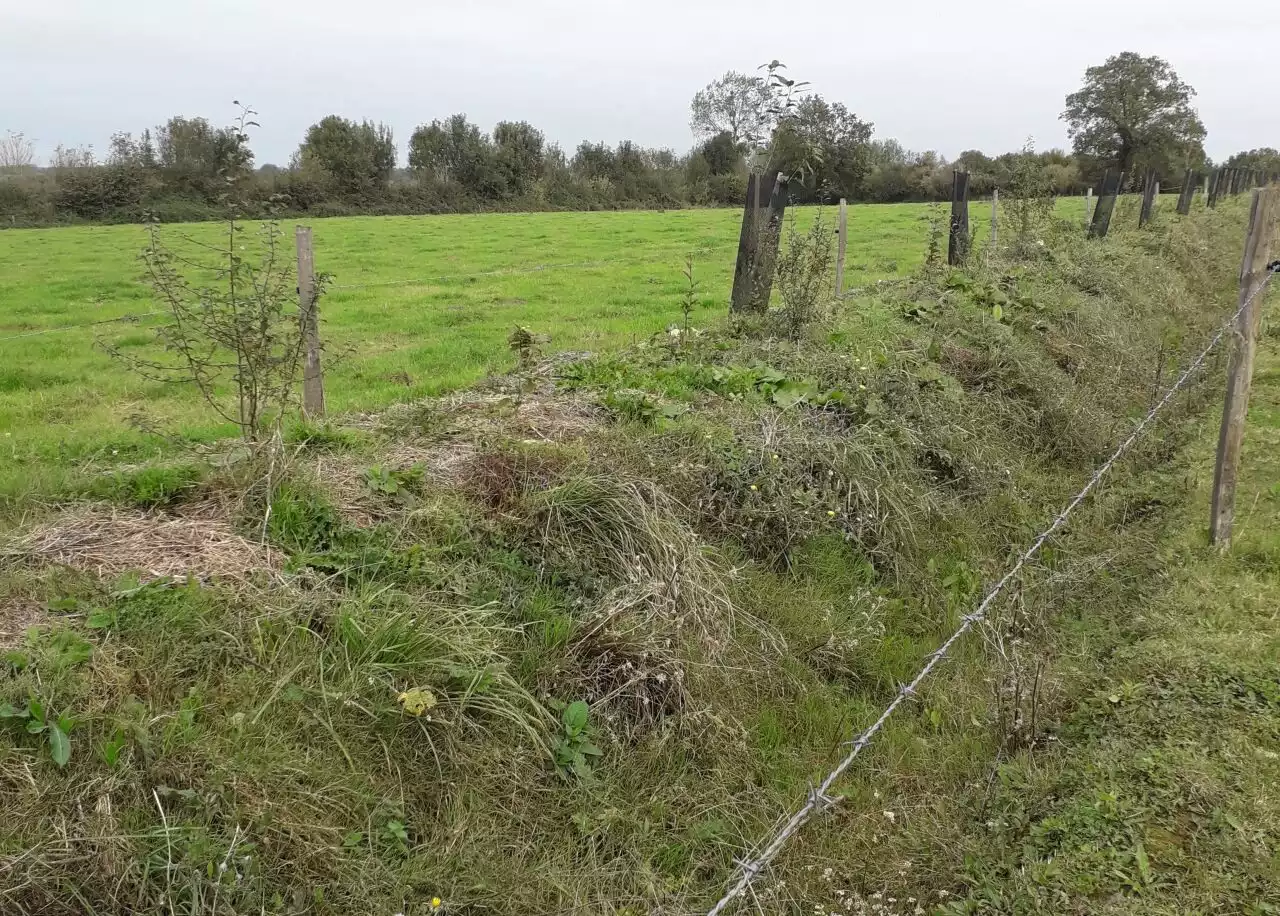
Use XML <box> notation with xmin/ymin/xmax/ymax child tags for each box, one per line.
<box><xmin>154</xmin><ymin>116</ymin><xmax>253</xmax><ymax>196</ymax></box>
<box><xmin>408</xmin><ymin>114</ymin><xmax>507</xmax><ymax>197</ymax></box>
<box><xmin>296</xmin><ymin>116</ymin><xmax>395</xmax><ymax>195</ymax></box>
<box><xmin>689</xmin><ymin>71</ymin><xmax>772</xmax><ymax>148</ymax></box>
<box><xmin>0</xmin><ymin>130</ymin><xmax>36</xmax><ymax>170</ymax></box>
<box><xmin>1062</xmin><ymin>52</ymin><xmax>1205</xmax><ymax>179</ymax></box>
<box><xmin>571</xmin><ymin>141</ymin><xmax>616</xmax><ymax>181</ymax></box>
<box><xmin>770</xmin><ymin>96</ymin><xmax>873</xmax><ymax>198</ymax></box>
<box><xmin>493</xmin><ymin>121</ymin><xmax>545</xmax><ymax>196</ymax></box>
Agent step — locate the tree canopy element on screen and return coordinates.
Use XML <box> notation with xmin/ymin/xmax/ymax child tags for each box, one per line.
<box><xmin>296</xmin><ymin>116</ymin><xmax>396</xmax><ymax>195</ymax></box>
<box><xmin>689</xmin><ymin>71</ymin><xmax>773</xmax><ymax>148</ymax></box>
<box><xmin>1224</xmin><ymin>148</ymin><xmax>1280</xmax><ymax>175</ymax></box>
<box><xmin>1062</xmin><ymin>52</ymin><xmax>1206</xmax><ymax>181</ymax></box>
<box><xmin>770</xmin><ymin>96</ymin><xmax>873</xmax><ymax>201</ymax></box>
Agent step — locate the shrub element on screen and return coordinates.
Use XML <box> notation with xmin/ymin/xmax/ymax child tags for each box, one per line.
<box><xmin>773</xmin><ymin>210</ymin><xmax>835</xmax><ymax>338</ymax></box>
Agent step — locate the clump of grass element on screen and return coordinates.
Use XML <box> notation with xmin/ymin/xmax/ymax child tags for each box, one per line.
<box><xmin>81</xmin><ymin>462</ymin><xmax>205</xmax><ymax>509</ymax></box>
<box><xmin>487</xmin><ymin>451</ymin><xmax>741</xmax><ymax>651</ymax></box>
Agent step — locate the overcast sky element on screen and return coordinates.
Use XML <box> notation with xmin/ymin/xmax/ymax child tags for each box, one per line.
<box><xmin>2</xmin><ymin>0</ymin><xmax>1276</xmax><ymax>167</ymax></box>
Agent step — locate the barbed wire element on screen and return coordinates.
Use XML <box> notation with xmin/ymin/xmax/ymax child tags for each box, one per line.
<box><xmin>0</xmin><ymin>244</ymin><xmax>738</xmax><ymax>343</ymax></box>
<box><xmin>704</xmin><ymin>265</ymin><xmax>1279</xmax><ymax>916</ymax></box>
<box><xmin>328</xmin><ymin>244</ymin><xmax>735</xmax><ymax>291</ymax></box>
<box><xmin>0</xmin><ymin>310</ymin><xmax>170</xmax><ymax>343</ymax></box>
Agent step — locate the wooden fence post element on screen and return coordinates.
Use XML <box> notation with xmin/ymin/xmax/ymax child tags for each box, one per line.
<box><xmin>1176</xmin><ymin>169</ymin><xmax>1195</xmax><ymax>215</ymax></box>
<box><xmin>746</xmin><ymin>173</ymin><xmax>790</xmax><ymax>311</ymax></box>
<box><xmin>1207</xmin><ymin>169</ymin><xmax>1219</xmax><ymax>208</ymax></box>
<box><xmin>990</xmin><ymin>188</ymin><xmax>999</xmax><ymax>255</ymax></box>
<box><xmin>1085</xmin><ymin>187</ymin><xmax>1093</xmax><ymax>226</ymax></box>
<box><xmin>730</xmin><ymin>173</ymin><xmax>766</xmax><ymax>312</ymax></box>
<box><xmin>835</xmin><ymin>198</ymin><xmax>848</xmax><ymax>298</ymax></box>
<box><xmin>296</xmin><ymin>226</ymin><xmax>326</xmax><ymax>419</ymax></box>
<box><xmin>1139</xmin><ymin>171</ymin><xmax>1159</xmax><ymax>227</ymax></box>
<box><xmin>947</xmin><ymin>170</ymin><xmax>971</xmax><ymax>266</ymax></box>
<box><xmin>1089</xmin><ymin>169</ymin><xmax>1123</xmax><ymax>238</ymax></box>
<box><xmin>1210</xmin><ymin>187</ymin><xmax>1280</xmax><ymax>546</ymax></box>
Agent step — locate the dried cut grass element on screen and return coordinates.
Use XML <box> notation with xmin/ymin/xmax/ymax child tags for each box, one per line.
<box><xmin>364</xmin><ymin>383</ymin><xmax>605</xmax><ymax>444</ymax></box>
<box><xmin>0</xmin><ymin>597</ymin><xmax>48</xmax><ymax>648</ymax></box>
<box><xmin>5</xmin><ymin>506</ymin><xmax>284</xmax><ymax>583</ymax></box>
<box><xmin>308</xmin><ymin>442</ymin><xmax>477</xmax><ymax>527</ymax></box>
<box><xmin>520</xmin><ymin>470</ymin><xmax>751</xmax><ymax>654</ymax></box>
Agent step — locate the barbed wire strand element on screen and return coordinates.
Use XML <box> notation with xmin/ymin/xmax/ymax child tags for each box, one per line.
<box><xmin>328</xmin><ymin>245</ymin><xmax>734</xmax><ymax>291</ymax></box>
<box><xmin>705</xmin><ymin>266</ymin><xmax>1278</xmax><ymax>916</ymax></box>
<box><xmin>0</xmin><ymin>310</ymin><xmax>170</xmax><ymax>343</ymax></box>
<box><xmin>0</xmin><ymin>245</ymin><xmax>738</xmax><ymax>342</ymax></box>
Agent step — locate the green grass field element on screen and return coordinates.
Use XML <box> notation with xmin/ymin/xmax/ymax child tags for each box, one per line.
<box><xmin>0</xmin><ymin>199</ymin><xmax>1011</xmax><ymax>496</ymax></box>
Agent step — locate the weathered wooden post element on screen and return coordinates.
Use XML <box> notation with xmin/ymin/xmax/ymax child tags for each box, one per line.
<box><xmin>1139</xmin><ymin>171</ymin><xmax>1159</xmax><ymax>227</ymax></box>
<box><xmin>1176</xmin><ymin>169</ymin><xmax>1196</xmax><ymax>215</ymax></box>
<box><xmin>834</xmin><ymin>198</ymin><xmax>848</xmax><ymax>298</ymax></box>
<box><xmin>1085</xmin><ymin>186</ymin><xmax>1093</xmax><ymax>226</ymax></box>
<box><xmin>296</xmin><ymin>226</ymin><xmax>326</xmax><ymax>418</ymax></box>
<box><xmin>730</xmin><ymin>173</ymin><xmax>767</xmax><ymax>313</ymax></box>
<box><xmin>1210</xmin><ymin>187</ymin><xmax>1280</xmax><ymax>546</ymax></box>
<box><xmin>990</xmin><ymin>188</ymin><xmax>999</xmax><ymax>255</ymax></box>
<box><xmin>947</xmin><ymin>170</ymin><xmax>970</xmax><ymax>266</ymax></box>
<box><xmin>1207</xmin><ymin>169</ymin><xmax>1220</xmax><ymax>208</ymax></box>
<box><xmin>730</xmin><ymin>171</ymin><xmax>788</xmax><ymax>313</ymax></box>
<box><xmin>747</xmin><ymin>173</ymin><xmax>790</xmax><ymax>311</ymax></box>
<box><xmin>1089</xmin><ymin>169</ymin><xmax>1123</xmax><ymax>238</ymax></box>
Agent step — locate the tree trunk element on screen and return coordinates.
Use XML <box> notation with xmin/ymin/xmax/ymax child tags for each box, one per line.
<box><xmin>1116</xmin><ymin>129</ymin><xmax>1135</xmax><ymax>177</ymax></box>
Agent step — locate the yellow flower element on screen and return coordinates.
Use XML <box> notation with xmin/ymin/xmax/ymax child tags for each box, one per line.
<box><xmin>431</xmin><ymin>897</ymin><xmax>443</xmax><ymax>910</ymax></box>
<box><xmin>749</xmin><ymin>484</ymin><xmax>758</xmax><ymax>491</ymax></box>
<box><xmin>397</xmin><ymin>688</ymin><xmax>437</xmax><ymax>717</ymax></box>
<box><xmin>827</xmin><ymin>510</ymin><xmax>836</xmax><ymax>517</ymax></box>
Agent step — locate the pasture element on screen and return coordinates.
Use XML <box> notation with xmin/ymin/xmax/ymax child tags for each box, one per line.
<box><xmin>0</xmin><ymin>203</ymin><xmax>955</xmax><ymax>494</ymax></box>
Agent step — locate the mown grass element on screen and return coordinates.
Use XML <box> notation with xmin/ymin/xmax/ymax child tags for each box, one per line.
<box><xmin>0</xmin><ymin>191</ymin><xmax>1250</xmax><ymax>915</ymax></box>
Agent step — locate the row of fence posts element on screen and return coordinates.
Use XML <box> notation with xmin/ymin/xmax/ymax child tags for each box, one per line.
<box><xmin>725</xmin><ymin>170</ymin><xmax>1279</xmax><ymax>546</ymax></box>
<box><xmin>296</xmin><ymin>167</ymin><xmax>1277</xmax><ymax>433</ymax></box>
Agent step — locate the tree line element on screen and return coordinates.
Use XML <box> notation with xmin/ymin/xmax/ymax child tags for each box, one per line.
<box><xmin>0</xmin><ymin>52</ymin><xmax>1274</xmax><ymax>227</ymax></box>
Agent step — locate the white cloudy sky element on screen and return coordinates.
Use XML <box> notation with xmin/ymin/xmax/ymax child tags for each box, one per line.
<box><xmin>1</xmin><ymin>0</ymin><xmax>1276</xmax><ymax>166</ymax></box>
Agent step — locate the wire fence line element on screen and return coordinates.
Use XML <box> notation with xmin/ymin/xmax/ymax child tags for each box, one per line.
<box><xmin>327</xmin><ymin>243</ymin><xmax>737</xmax><ymax>291</ymax></box>
<box><xmin>0</xmin><ymin>244</ymin><xmax>739</xmax><ymax>343</ymax></box>
<box><xmin>704</xmin><ymin>267</ymin><xmax>1278</xmax><ymax>916</ymax></box>
<box><xmin>0</xmin><ymin>310</ymin><xmax>171</xmax><ymax>343</ymax></box>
